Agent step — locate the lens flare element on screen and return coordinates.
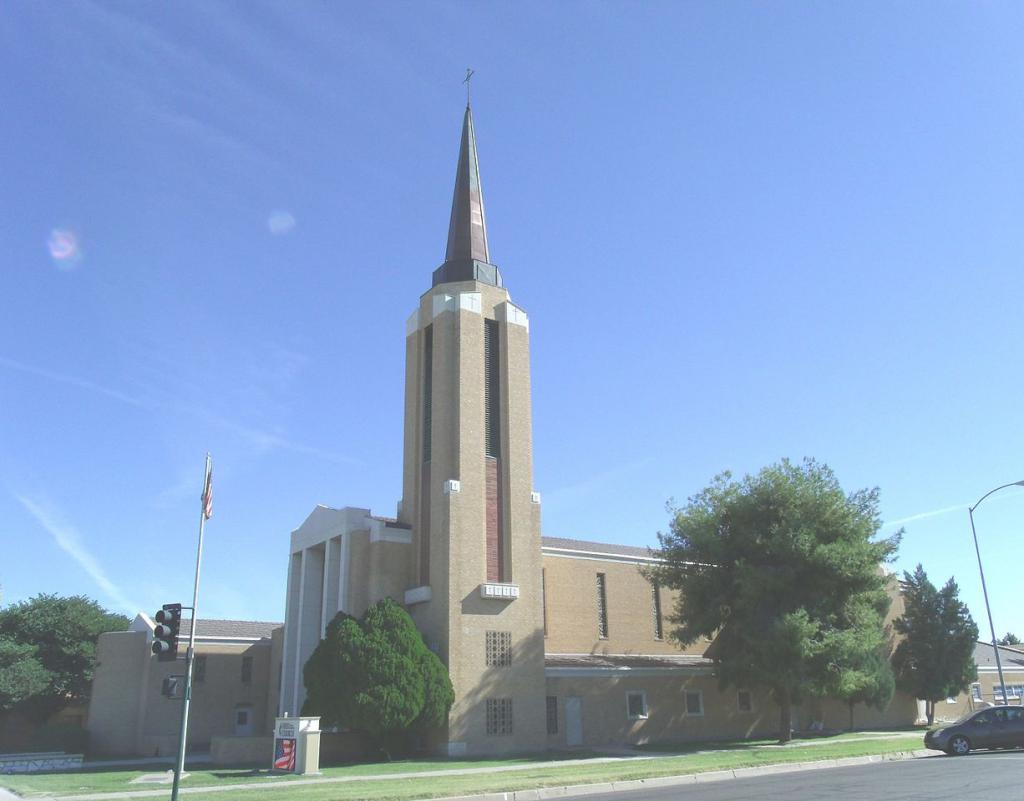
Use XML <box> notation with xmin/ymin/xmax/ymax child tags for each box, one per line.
<box><xmin>268</xmin><ymin>210</ymin><xmax>296</xmax><ymax>236</ymax></box>
<box><xmin>48</xmin><ymin>229</ymin><xmax>81</xmax><ymax>267</ymax></box>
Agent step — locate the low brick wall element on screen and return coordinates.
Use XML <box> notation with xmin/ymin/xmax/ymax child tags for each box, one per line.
<box><xmin>210</xmin><ymin>736</ymin><xmax>273</xmax><ymax>766</ymax></box>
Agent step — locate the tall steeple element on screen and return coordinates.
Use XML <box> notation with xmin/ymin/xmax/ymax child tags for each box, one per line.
<box><xmin>433</xmin><ymin>105</ymin><xmax>503</xmax><ymax>288</ymax></box>
<box><xmin>446</xmin><ymin>105</ymin><xmax>489</xmax><ymax>264</ymax></box>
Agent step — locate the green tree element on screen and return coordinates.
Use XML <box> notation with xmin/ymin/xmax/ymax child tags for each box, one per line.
<box><xmin>0</xmin><ymin>594</ymin><xmax>129</xmax><ymax>717</ymax></box>
<box><xmin>892</xmin><ymin>565</ymin><xmax>978</xmax><ymax>724</ymax></box>
<box><xmin>0</xmin><ymin>639</ymin><xmax>50</xmax><ymax>711</ymax></box>
<box><xmin>647</xmin><ymin>459</ymin><xmax>900</xmax><ymax>742</ymax></box>
<box><xmin>834</xmin><ymin>648</ymin><xmax>895</xmax><ymax>731</ymax></box>
<box><xmin>999</xmin><ymin>633</ymin><xmax>1021</xmax><ymax>646</ymax></box>
<box><xmin>302</xmin><ymin>598</ymin><xmax>454</xmax><ymax>757</ymax></box>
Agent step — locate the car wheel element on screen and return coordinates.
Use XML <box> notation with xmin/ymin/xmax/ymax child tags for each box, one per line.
<box><xmin>947</xmin><ymin>736</ymin><xmax>971</xmax><ymax>756</ymax></box>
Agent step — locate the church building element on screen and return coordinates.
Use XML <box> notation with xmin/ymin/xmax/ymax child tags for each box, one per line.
<box><xmin>86</xmin><ymin>104</ymin><xmax>920</xmax><ymax>759</ymax></box>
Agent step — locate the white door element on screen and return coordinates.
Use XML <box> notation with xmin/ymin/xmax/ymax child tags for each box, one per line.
<box><xmin>234</xmin><ymin>706</ymin><xmax>254</xmax><ymax>736</ymax></box>
<box><xmin>566</xmin><ymin>696</ymin><xmax>583</xmax><ymax>747</ymax></box>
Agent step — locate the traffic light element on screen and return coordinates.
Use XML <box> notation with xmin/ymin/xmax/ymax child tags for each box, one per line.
<box><xmin>152</xmin><ymin>603</ymin><xmax>182</xmax><ymax>662</ymax></box>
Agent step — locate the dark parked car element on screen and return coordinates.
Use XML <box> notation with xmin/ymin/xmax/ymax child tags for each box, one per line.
<box><xmin>925</xmin><ymin>706</ymin><xmax>1024</xmax><ymax>755</ymax></box>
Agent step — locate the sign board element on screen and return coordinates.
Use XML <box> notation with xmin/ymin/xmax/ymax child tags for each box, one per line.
<box><xmin>272</xmin><ymin>716</ymin><xmax>320</xmax><ymax>775</ymax></box>
<box><xmin>273</xmin><ymin>737</ymin><xmax>296</xmax><ymax>771</ymax></box>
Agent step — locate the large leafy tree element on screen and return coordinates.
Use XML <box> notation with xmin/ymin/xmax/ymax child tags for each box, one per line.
<box><xmin>0</xmin><ymin>640</ymin><xmax>50</xmax><ymax>712</ymax></box>
<box><xmin>892</xmin><ymin>565</ymin><xmax>978</xmax><ymax>724</ymax></box>
<box><xmin>303</xmin><ymin>598</ymin><xmax>454</xmax><ymax>757</ymax></box>
<box><xmin>647</xmin><ymin>459</ymin><xmax>900</xmax><ymax>741</ymax></box>
<box><xmin>0</xmin><ymin>594</ymin><xmax>129</xmax><ymax>718</ymax></box>
<box><xmin>999</xmin><ymin>633</ymin><xmax>1021</xmax><ymax>646</ymax></box>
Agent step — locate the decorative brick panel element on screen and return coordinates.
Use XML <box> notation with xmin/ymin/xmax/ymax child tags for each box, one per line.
<box><xmin>486</xmin><ymin>457</ymin><xmax>503</xmax><ymax>581</ymax></box>
<box><xmin>419</xmin><ymin>464</ymin><xmax>431</xmax><ymax>585</ymax></box>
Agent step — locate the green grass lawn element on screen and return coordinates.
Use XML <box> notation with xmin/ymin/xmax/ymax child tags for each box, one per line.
<box><xmin>2</xmin><ymin>733</ymin><xmax>925</xmax><ymax>801</ymax></box>
<box><xmin>0</xmin><ymin>753</ymin><xmax>603</xmax><ymax>797</ymax></box>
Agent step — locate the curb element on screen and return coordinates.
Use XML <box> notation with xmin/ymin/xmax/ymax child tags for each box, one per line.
<box><xmin>430</xmin><ymin>750</ymin><xmax>934</xmax><ymax>801</ymax></box>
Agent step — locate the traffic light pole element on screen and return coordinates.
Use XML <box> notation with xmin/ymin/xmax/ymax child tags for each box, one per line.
<box><xmin>171</xmin><ymin>454</ymin><xmax>211</xmax><ymax>801</ymax></box>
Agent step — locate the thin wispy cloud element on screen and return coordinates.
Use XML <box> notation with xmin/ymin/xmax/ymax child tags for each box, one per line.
<box><xmin>882</xmin><ymin>490</ymin><xmax>1023</xmax><ymax>530</ymax></box>
<box><xmin>16</xmin><ymin>494</ymin><xmax>140</xmax><ymax>615</ymax></box>
<box><xmin>0</xmin><ymin>355</ymin><xmax>146</xmax><ymax>407</ymax></box>
<box><xmin>883</xmin><ymin>504</ymin><xmax>968</xmax><ymax>528</ymax></box>
<box><xmin>0</xmin><ymin>355</ymin><xmax>359</xmax><ymax>466</ymax></box>
<box><xmin>544</xmin><ymin>457</ymin><xmax>653</xmax><ymax>507</ymax></box>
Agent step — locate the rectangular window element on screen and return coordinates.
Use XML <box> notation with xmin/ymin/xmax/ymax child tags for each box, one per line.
<box><xmin>737</xmin><ymin>690</ymin><xmax>753</xmax><ymax>713</ymax></box>
<box><xmin>596</xmin><ymin>573</ymin><xmax>609</xmax><ymax>639</ymax></box>
<box><xmin>235</xmin><ymin>709</ymin><xmax>249</xmax><ymax>726</ymax></box>
<box><xmin>193</xmin><ymin>655</ymin><xmax>206</xmax><ymax>684</ymax></box>
<box><xmin>486</xmin><ymin>698</ymin><xmax>513</xmax><ymax>736</ymax></box>
<box><xmin>651</xmin><ymin>583</ymin><xmax>663</xmax><ymax>641</ymax></box>
<box><xmin>542</xmin><ymin>569</ymin><xmax>548</xmax><ymax>637</ymax></box>
<box><xmin>626</xmin><ymin>691</ymin><xmax>648</xmax><ymax>720</ymax></box>
<box><xmin>485</xmin><ymin>631</ymin><xmax>512</xmax><ymax>667</ymax></box>
<box><xmin>971</xmin><ymin>684</ymin><xmax>982</xmax><ymax>701</ymax></box>
<box><xmin>484</xmin><ymin>319</ymin><xmax>500</xmax><ymax>457</ymax></box>
<box><xmin>546</xmin><ymin>695</ymin><xmax>558</xmax><ymax>734</ymax></box>
<box><xmin>422</xmin><ymin>325</ymin><xmax>433</xmax><ymax>462</ymax></box>
<box><xmin>685</xmin><ymin>690</ymin><xmax>703</xmax><ymax>716</ymax></box>
<box><xmin>241</xmin><ymin>656</ymin><xmax>253</xmax><ymax>684</ymax></box>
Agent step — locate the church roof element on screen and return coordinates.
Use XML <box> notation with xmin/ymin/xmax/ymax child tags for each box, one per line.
<box><xmin>975</xmin><ymin>641</ymin><xmax>1024</xmax><ymax>671</ymax></box>
<box><xmin>545</xmin><ymin>653</ymin><xmax>712</xmax><ymax>671</ymax></box>
<box><xmin>178</xmin><ymin>618</ymin><xmax>281</xmax><ymax>640</ymax></box>
<box><xmin>542</xmin><ymin>536</ymin><xmax>654</xmax><ymax>560</ymax></box>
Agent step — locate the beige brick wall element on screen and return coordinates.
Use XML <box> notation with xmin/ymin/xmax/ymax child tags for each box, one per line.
<box><xmin>541</xmin><ymin>554</ymin><xmax>710</xmax><ymax>657</ymax></box>
<box><xmin>544</xmin><ymin>675</ymin><xmax>920</xmax><ymax>747</ymax></box>
<box><xmin>941</xmin><ymin>669</ymin><xmax>1024</xmax><ymax>722</ymax></box>
<box><xmin>87</xmin><ymin>631</ymin><xmax>149</xmax><ymax>755</ymax></box>
<box><xmin>88</xmin><ymin>631</ymin><xmax>278</xmax><ymax>757</ymax></box>
<box><xmin>545</xmin><ymin>674</ymin><xmax>777</xmax><ymax>747</ymax></box>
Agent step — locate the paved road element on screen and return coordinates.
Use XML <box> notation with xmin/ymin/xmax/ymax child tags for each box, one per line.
<box><xmin>560</xmin><ymin>751</ymin><xmax>1024</xmax><ymax>801</ymax></box>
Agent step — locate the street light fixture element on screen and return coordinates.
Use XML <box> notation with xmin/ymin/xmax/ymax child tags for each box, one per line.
<box><xmin>968</xmin><ymin>480</ymin><xmax>1024</xmax><ymax>706</ymax></box>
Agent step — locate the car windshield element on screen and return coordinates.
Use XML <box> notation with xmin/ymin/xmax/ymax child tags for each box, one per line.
<box><xmin>954</xmin><ymin>709</ymin><xmax>989</xmax><ymax>725</ymax></box>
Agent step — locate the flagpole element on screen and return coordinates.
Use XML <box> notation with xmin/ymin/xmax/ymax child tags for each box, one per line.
<box><xmin>171</xmin><ymin>453</ymin><xmax>211</xmax><ymax>801</ymax></box>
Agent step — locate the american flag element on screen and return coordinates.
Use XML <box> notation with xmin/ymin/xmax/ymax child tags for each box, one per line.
<box><xmin>201</xmin><ymin>464</ymin><xmax>213</xmax><ymax>520</ymax></box>
<box><xmin>273</xmin><ymin>738</ymin><xmax>295</xmax><ymax>771</ymax></box>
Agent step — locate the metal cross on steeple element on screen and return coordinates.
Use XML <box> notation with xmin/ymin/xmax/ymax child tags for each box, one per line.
<box><xmin>463</xmin><ymin>68</ymin><xmax>475</xmax><ymax>107</ymax></box>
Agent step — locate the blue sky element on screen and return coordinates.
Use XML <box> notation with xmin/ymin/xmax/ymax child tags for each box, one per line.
<box><xmin>1</xmin><ymin>2</ymin><xmax>1022</xmax><ymax>636</ymax></box>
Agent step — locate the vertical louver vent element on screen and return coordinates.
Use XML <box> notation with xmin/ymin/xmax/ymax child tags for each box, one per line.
<box><xmin>596</xmin><ymin>572</ymin><xmax>609</xmax><ymax>639</ymax></box>
<box><xmin>423</xmin><ymin>325</ymin><xmax>433</xmax><ymax>462</ymax></box>
<box><xmin>652</xmin><ymin>583</ymin><xmax>664</xmax><ymax>640</ymax></box>
<box><xmin>484</xmin><ymin>319</ymin><xmax>500</xmax><ymax>457</ymax></box>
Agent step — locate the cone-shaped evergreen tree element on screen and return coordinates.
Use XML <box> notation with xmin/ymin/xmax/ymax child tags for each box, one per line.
<box><xmin>892</xmin><ymin>565</ymin><xmax>978</xmax><ymax>724</ymax></box>
<box><xmin>302</xmin><ymin>598</ymin><xmax>453</xmax><ymax>757</ymax></box>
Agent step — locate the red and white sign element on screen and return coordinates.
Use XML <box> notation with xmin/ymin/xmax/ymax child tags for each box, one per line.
<box><xmin>273</xmin><ymin>738</ymin><xmax>296</xmax><ymax>771</ymax></box>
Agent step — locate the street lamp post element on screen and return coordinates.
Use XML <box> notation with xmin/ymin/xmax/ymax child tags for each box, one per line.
<box><xmin>968</xmin><ymin>480</ymin><xmax>1024</xmax><ymax>707</ymax></box>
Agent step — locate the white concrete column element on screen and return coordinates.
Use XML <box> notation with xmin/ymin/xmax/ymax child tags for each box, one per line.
<box><xmin>321</xmin><ymin>537</ymin><xmax>335</xmax><ymax>638</ymax></box>
<box><xmin>280</xmin><ymin>551</ymin><xmax>303</xmax><ymax>715</ymax></box>
<box><xmin>294</xmin><ymin>545</ymin><xmax>325</xmax><ymax>715</ymax></box>
<box><xmin>339</xmin><ymin>534</ymin><xmax>351</xmax><ymax>614</ymax></box>
<box><xmin>288</xmin><ymin>549</ymin><xmax>307</xmax><ymax>716</ymax></box>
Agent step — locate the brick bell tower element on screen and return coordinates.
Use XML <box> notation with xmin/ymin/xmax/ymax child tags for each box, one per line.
<box><xmin>397</xmin><ymin>103</ymin><xmax>546</xmax><ymax>755</ymax></box>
